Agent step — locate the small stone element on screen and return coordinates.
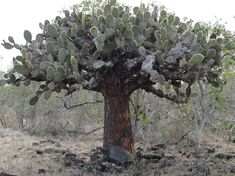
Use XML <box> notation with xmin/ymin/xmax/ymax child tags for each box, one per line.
<box><xmin>32</xmin><ymin>142</ymin><xmax>40</xmax><ymax>146</ymax></box>
<box><xmin>186</xmin><ymin>154</ymin><xmax>191</xmax><ymax>158</ymax></box>
<box><xmin>36</xmin><ymin>150</ymin><xmax>43</xmax><ymax>155</ymax></box>
<box><xmin>38</xmin><ymin>169</ymin><xmax>46</xmax><ymax>174</ymax></box>
<box><xmin>64</xmin><ymin>152</ymin><xmax>84</xmax><ymax>167</ymax></box>
<box><xmin>207</xmin><ymin>148</ymin><xmax>215</xmax><ymax>153</ymax></box>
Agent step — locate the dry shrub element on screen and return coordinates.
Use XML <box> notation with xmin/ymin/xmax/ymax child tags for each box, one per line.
<box><xmin>0</xmin><ymin>105</ymin><xmax>19</xmax><ymax>129</ymax></box>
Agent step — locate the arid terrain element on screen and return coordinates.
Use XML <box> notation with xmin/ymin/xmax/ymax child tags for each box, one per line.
<box><xmin>0</xmin><ymin>128</ymin><xmax>234</xmax><ymax>176</ymax></box>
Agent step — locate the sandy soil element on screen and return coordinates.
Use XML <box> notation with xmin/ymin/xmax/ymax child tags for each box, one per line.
<box><xmin>0</xmin><ymin>128</ymin><xmax>234</xmax><ymax>176</ymax></box>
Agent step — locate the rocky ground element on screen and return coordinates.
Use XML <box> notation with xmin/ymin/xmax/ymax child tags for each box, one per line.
<box><xmin>0</xmin><ymin>128</ymin><xmax>234</xmax><ymax>176</ymax></box>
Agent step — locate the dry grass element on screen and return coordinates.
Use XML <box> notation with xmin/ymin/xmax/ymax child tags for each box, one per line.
<box><xmin>0</xmin><ymin>128</ymin><xmax>102</xmax><ymax>176</ymax></box>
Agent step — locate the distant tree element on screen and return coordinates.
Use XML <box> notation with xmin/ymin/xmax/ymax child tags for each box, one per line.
<box><xmin>1</xmin><ymin>0</ymin><xmax>234</xmax><ymax>156</ymax></box>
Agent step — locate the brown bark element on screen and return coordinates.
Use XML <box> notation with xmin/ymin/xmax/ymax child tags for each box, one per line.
<box><xmin>102</xmin><ymin>84</ymin><xmax>135</xmax><ymax>155</ymax></box>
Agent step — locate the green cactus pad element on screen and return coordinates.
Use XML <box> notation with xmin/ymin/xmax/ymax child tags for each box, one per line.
<box><xmin>54</xmin><ymin>67</ymin><xmax>66</xmax><ymax>82</ymax></box>
<box><xmin>138</xmin><ymin>46</ymin><xmax>146</xmax><ymax>56</ymax></box>
<box><xmin>124</xmin><ymin>29</ymin><xmax>134</xmax><ymax>40</ymax></box>
<box><xmin>47</xmin><ymin>66</ymin><xmax>55</xmax><ymax>81</ymax></box>
<box><xmin>109</xmin><ymin>0</ymin><xmax>117</xmax><ymax>5</ymax></box>
<box><xmin>67</xmin><ymin>42</ymin><xmax>76</xmax><ymax>52</ymax></box>
<box><xmin>144</xmin><ymin>27</ymin><xmax>154</xmax><ymax>38</ymax></box>
<box><xmin>24</xmin><ymin>30</ymin><xmax>32</xmax><ymax>43</ymax></box>
<box><xmin>136</xmin><ymin>10</ymin><xmax>143</xmax><ymax>21</ymax></box>
<box><xmin>168</xmin><ymin>15</ymin><xmax>175</xmax><ymax>25</ymax></box>
<box><xmin>58</xmin><ymin>48</ymin><xmax>67</xmax><ymax>64</ymax></box>
<box><xmin>9</xmin><ymin>74</ymin><xmax>16</xmax><ymax>82</ymax></box>
<box><xmin>90</xmin><ymin>26</ymin><xmax>99</xmax><ymax>37</ymax></box>
<box><xmin>98</xmin><ymin>15</ymin><xmax>106</xmax><ymax>24</ymax></box>
<box><xmin>14</xmin><ymin>64</ymin><xmax>28</xmax><ymax>75</ymax></box>
<box><xmin>163</xmin><ymin>40</ymin><xmax>172</xmax><ymax>50</ymax></box>
<box><xmin>2</xmin><ymin>42</ymin><xmax>13</xmax><ymax>49</ymax></box>
<box><xmin>160</xmin><ymin>10</ymin><xmax>167</xmax><ymax>18</ymax></box>
<box><xmin>131</xmin><ymin>25</ymin><xmax>139</xmax><ymax>36</ymax></box>
<box><xmin>8</xmin><ymin>36</ymin><xmax>15</xmax><ymax>43</ymax></box>
<box><xmin>144</xmin><ymin>11</ymin><xmax>151</xmax><ymax>22</ymax></box>
<box><xmin>71</xmin><ymin>27</ymin><xmax>78</xmax><ymax>35</ymax></box>
<box><xmin>179</xmin><ymin>23</ymin><xmax>187</xmax><ymax>33</ymax></box>
<box><xmin>40</xmin><ymin>61</ymin><xmax>52</xmax><ymax>71</ymax></box>
<box><xmin>143</xmin><ymin>41</ymin><xmax>154</xmax><ymax>48</ymax></box>
<box><xmin>173</xmin><ymin>16</ymin><xmax>180</xmax><ymax>25</ymax></box>
<box><xmin>97</xmin><ymin>8</ymin><xmax>104</xmax><ymax>17</ymax></box>
<box><xmin>133</xmin><ymin>7</ymin><xmax>139</xmax><ymax>15</ymax></box>
<box><xmin>106</xmin><ymin>14</ymin><xmax>114</xmax><ymax>27</ymax></box>
<box><xmin>112</xmin><ymin>7</ymin><xmax>119</xmax><ymax>18</ymax></box>
<box><xmin>29</xmin><ymin>96</ymin><xmax>39</xmax><ymax>105</ymax></box>
<box><xmin>122</xmin><ymin>13</ymin><xmax>130</xmax><ymax>23</ymax></box>
<box><xmin>160</xmin><ymin>27</ymin><xmax>167</xmax><ymax>40</ymax></box>
<box><xmin>197</xmin><ymin>31</ymin><xmax>203</xmax><ymax>41</ymax></box>
<box><xmin>46</xmin><ymin>24</ymin><xmax>58</xmax><ymax>37</ymax></box>
<box><xmin>104</xmin><ymin>5</ymin><xmax>112</xmax><ymax>16</ymax></box>
<box><xmin>188</xmin><ymin>54</ymin><xmax>205</xmax><ymax>66</ymax></box>
<box><xmin>46</xmin><ymin>41</ymin><xmax>54</xmax><ymax>55</ymax></box>
<box><xmin>207</xmin><ymin>49</ymin><xmax>216</xmax><ymax>58</ymax></box>
<box><xmin>209</xmin><ymin>39</ymin><xmax>217</xmax><ymax>47</ymax></box>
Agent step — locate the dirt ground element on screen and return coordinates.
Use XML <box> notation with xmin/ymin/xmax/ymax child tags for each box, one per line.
<box><xmin>0</xmin><ymin>128</ymin><xmax>234</xmax><ymax>176</ymax></box>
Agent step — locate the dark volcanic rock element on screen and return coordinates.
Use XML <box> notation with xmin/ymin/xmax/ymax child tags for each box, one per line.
<box><xmin>102</xmin><ymin>144</ymin><xmax>134</xmax><ymax>165</ymax></box>
<box><xmin>215</xmin><ymin>153</ymin><xmax>235</xmax><ymax>160</ymax></box>
<box><xmin>36</xmin><ymin>150</ymin><xmax>43</xmax><ymax>155</ymax></box>
<box><xmin>90</xmin><ymin>148</ymin><xmax>103</xmax><ymax>161</ymax></box>
<box><xmin>64</xmin><ymin>152</ymin><xmax>84</xmax><ymax>167</ymax></box>
<box><xmin>37</xmin><ymin>169</ymin><xmax>46</xmax><ymax>174</ymax></box>
<box><xmin>142</xmin><ymin>150</ymin><xmax>164</xmax><ymax>162</ymax></box>
<box><xmin>191</xmin><ymin>163</ymin><xmax>211</xmax><ymax>176</ymax></box>
<box><xmin>0</xmin><ymin>172</ymin><xmax>17</xmax><ymax>176</ymax></box>
<box><xmin>231</xmin><ymin>165</ymin><xmax>235</xmax><ymax>173</ymax></box>
<box><xmin>207</xmin><ymin>148</ymin><xmax>215</xmax><ymax>154</ymax></box>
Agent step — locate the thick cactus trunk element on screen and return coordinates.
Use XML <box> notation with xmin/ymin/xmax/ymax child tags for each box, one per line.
<box><xmin>102</xmin><ymin>86</ymin><xmax>135</xmax><ymax>155</ymax></box>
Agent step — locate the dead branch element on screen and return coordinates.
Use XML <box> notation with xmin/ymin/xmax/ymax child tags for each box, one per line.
<box><xmin>56</xmin><ymin>96</ymin><xmax>103</xmax><ymax>109</ymax></box>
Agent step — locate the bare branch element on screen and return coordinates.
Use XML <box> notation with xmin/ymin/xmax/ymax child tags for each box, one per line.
<box><xmin>142</xmin><ymin>86</ymin><xmax>164</xmax><ymax>98</ymax></box>
<box><xmin>56</xmin><ymin>96</ymin><xmax>103</xmax><ymax>109</ymax></box>
<box><xmin>59</xmin><ymin>122</ymin><xmax>103</xmax><ymax>135</ymax></box>
<box><xmin>143</xmin><ymin>85</ymin><xmax>189</xmax><ymax>103</ymax></box>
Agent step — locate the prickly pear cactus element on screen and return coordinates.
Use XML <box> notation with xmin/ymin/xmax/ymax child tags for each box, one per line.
<box><xmin>1</xmin><ymin>0</ymin><xmax>234</xmax><ymax>104</ymax></box>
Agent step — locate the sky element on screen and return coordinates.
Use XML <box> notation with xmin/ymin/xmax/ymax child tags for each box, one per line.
<box><xmin>0</xmin><ymin>0</ymin><xmax>234</xmax><ymax>71</ymax></box>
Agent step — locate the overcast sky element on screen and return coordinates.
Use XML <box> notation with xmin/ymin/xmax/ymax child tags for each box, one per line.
<box><xmin>0</xmin><ymin>0</ymin><xmax>234</xmax><ymax>71</ymax></box>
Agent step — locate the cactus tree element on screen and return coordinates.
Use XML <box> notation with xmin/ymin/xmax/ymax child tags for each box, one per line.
<box><xmin>2</xmin><ymin>0</ymin><xmax>233</xmax><ymax>155</ymax></box>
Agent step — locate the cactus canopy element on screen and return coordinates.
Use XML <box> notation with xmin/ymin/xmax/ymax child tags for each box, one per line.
<box><xmin>2</xmin><ymin>0</ymin><xmax>233</xmax><ymax>104</ymax></box>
